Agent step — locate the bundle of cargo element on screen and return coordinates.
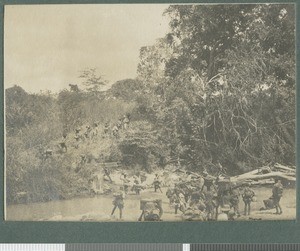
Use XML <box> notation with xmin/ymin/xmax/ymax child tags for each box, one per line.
<box><xmin>140</xmin><ymin>198</ymin><xmax>162</xmax><ymax>210</ymax></box>
<box><xmin>139</xmin><ymin>198</ymin><xmax>163</xmax><ymax>221</ymax></box>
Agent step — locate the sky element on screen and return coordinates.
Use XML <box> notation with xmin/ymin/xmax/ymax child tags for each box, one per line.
<box><xmin>4</xmin><ymin>4</ymin><xmax>170</xmax><ymax>93</ymax></box>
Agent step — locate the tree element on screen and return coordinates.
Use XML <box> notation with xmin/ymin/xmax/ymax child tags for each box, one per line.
<box><xmin>136</xmin><ymin>4</ymin><xmax>295</xmax><ymax>172</ymax></box>
<box><xmin>79</xmin><ymin>68</ymin><xmax>108</xmax><ymax>93</ymax></box>
<box><xmin>118</xmin><ymin>121</ymin><xmax>169</xmax><ymax>172</ymax></box>
<box><xmin>164</xmin><ymin>4</ymin><xmax>256</xmax><ymax>80</ymax></box>
<box><xmin>109</xmin><ymin>79</ymin><xmax>143</xmax><ymax>101</ymax></box>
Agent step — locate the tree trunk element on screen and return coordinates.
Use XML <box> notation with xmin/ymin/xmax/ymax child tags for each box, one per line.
<box><xmin>275</xmin><ymin>116</ymin><xmax>295</xmax><ymax>147</ymax></box>
<box><xmin>207</xmin><ymin>46</ymin><xmax>216</xmax><ymax>80</ymax></box>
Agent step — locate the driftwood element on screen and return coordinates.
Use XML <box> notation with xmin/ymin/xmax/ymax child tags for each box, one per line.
<box><xmin>232</xmin><ymin>171</ymin><xmax>296</xmax><ymax>183</ymax></box>
<box><xmin>173</xmin><ymin>163</ymin><xmax>295</xmax><ymax>186</ymax></box>
<box><xmin>273</xmin><ymin>163</ymin><xmax>296</xmax><ymax>173</ymax></box>
<box><xmin>232</xmin><ymin>168</ymin><xmax>263</xmax><ymax>180</ymax></box>
<box><xmin>232</xmin><ymin>163</ymin><xmax>295</xmax><ymax>184</ymax></box>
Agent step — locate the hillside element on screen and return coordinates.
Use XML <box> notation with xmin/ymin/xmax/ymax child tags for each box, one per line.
<box><xmin>5</xmin><ymin>5</ymin><xmax>295</xmax><ymax>205</ymax></box>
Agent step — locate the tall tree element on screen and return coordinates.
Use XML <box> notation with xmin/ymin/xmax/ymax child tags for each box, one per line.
<box><xmin>136</xmin><ymin>4</ymin><xmax>295</xmax><ymax>172</ymax></box>
<box><xmin>79</xmin><ymin>68</ymin><xmax>108</xmax><ymax>93</ymax></box>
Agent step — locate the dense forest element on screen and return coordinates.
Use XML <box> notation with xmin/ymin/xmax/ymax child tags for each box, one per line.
<box><xmin>6</xmin><ymin>4</ymin><xmax>295</xmax><ymax>204</ymax></box>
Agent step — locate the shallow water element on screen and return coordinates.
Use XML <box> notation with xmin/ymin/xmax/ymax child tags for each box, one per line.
<box><xmin>5</xmin><ymin>187</ymin><xmax>296</xmax><ymax>221</ymax></box>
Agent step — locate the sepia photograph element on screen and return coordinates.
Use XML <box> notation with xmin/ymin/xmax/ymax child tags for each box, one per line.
<box><xmin>4</xmin><ymin>3</ymin><xmax>296</xmax><ymax>222</ymax></box>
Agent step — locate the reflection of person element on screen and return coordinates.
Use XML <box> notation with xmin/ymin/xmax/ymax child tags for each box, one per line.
<box><xmin>111</xmin><ymin>187</ymin><xmax>125</xmax><ymax>219</ymax></box>
<box><xmin>242</xmin><ymin>183</ymin><xmax>255</xmax><ymax>216</ymax></box>
<box><xmin>272</xmin><ymin>179</ymin><xmax>283</xmax><ymax>215</ymax></box>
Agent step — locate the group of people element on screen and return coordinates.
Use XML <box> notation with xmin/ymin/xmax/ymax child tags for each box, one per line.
<box><xmin>110</xmin><ymin>172</ymin><xmax>162</xmax><ymax>221</ymax></box>
<box><xmin>119</xmin><ymin>172</ymin><xmax>149</xmax><ymax>195</ymax></box>
<box><xmin>165</xmin><ymin>171</ymin><xmax>284</xmax><ymax>221</ymax></box>
<box><xmin>110</xmin><ymin>185</ymin><xmax>163</xmax><ymax>221</ymax></box>
<box><xmin>74</xmin><ymin>122</ymin><xmax>100</xmax><ymax>144</ymax></box>
<box><xmin>40</xmin><ymin>114</ymin><xmax>131</xmax><ymax>160</ymax></box>
<box><xmin>106</xmin><ymin>167</ymin><xmax>285</xmax><ymax>221</ymax></box>
<box><xmin>111</xmin><ymin>114</ymin><xmax>131</xmax><ymax>137</ymax></box>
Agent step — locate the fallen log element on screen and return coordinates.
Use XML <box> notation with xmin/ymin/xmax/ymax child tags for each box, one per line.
<box><xmin>250</xmin><ymin>179</ymin><xmax>275</xmax><ymax>186</ymax></box>
<box><xmin>232</xmin><ymin>171</ymin><xmax>296</xmax><ymax>183</ymax></box>
<box><xmin>232</xmin><ymin>168</ymin><xmax>265</xmax><ymax>180</ymax></box>
<box><xmin>273</xmin><ymin>163</ymin><xmax>296</xmax><ymax>173</ymax></box>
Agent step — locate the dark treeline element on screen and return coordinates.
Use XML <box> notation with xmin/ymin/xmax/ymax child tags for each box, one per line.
<box><xmin>6</xmin><ymin>4</ymin><xmax>295</xmax><ymax>204</ymax></box>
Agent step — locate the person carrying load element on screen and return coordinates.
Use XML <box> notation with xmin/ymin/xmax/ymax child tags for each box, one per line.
<box><xmin>111</xmin><ymin>187</ymin><xmax>125</xmax><ymax>220</ymax></box>
<box><xmin>173</xmin><ymin>188</ymin><xmax>186</xmax><ymax>214</ymax></box>
<box><xmin>201</xmin><ymin>170</ymin><xmax>215</xmax><ymax>192</ymax></box>
<box><xmin>204</xmin><ymin>189</ymin><xmax>217</xmax><ymax>220</ymax></box>
<box><xmin>153</xmin><ymin>173</ymin><xmax>163</xmax><ymax>193</ymax></box>
<box><xmin>272</xmin><ymin>179</ymin><xmax>283</xmax><ymax>215</ymax></box>
<box><xmin>132</xmin><ymin>175</ymin><xmax>143</xmax><ymax>195</ymax></box>
<box><xmin>230</xmin><ymin>185</ymin><xmax>241</xmax><ymax>217</ymax></box>
<box><xmin>242</xmin><ymin>182</ymin><xmax>255</xmax><ymax>216</ymax></box>
<box><xmin>214</xmin><ymin>177</ymin><xmax>232</xmax><ymax>219</ymax></box>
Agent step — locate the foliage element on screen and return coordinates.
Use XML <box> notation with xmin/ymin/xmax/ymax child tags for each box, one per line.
<box><xmin>109</xmin><ymin>79</ymin><xmax>144</xmax><ymax>102</ymax></box>
<box><xmin>118</xmin><ymin>121</ymin><xmax>169</xmax><ymax>172</ymax></box>
<box><xmin>135</xmin><ymin>4</ymin><xmax>295</xmax><ymax>173</ymax></box>
<box><xmin>79</xmin><ymin>68</ymin><xmax>108</xmax><ymax>92</ymax></box>
<box><xmin>5</xmin><ymin>4</ymin><xmax>295</xmax><ymax>204</ymax></box>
